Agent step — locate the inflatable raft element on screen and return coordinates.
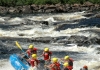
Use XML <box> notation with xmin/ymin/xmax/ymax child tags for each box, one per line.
<box><xmin>9</xmin><ymin>54</ymin><xmax>30</xmax><ymax>70</ymax></box>
<box><xmin>9</xmin><ymin>54</ymin><xmax>63</xmax><ymax>70</ymax></box>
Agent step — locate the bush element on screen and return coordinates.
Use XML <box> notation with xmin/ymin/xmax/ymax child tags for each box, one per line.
<box><xmin>0</xmin><ymin>0</ymin><xmax>100</xmax><ymax>6</ymax></box>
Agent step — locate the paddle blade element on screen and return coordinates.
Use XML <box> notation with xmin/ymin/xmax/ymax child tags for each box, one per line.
<box><xmin>15</xmin><ymin>41</ymin><xmax>22</xmax><ymax>50</ymax></box>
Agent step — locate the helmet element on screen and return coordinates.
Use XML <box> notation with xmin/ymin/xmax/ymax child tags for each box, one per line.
<box><xmin>32</xmin><ymin>54</ymin><xmax>37</xmax><ymax>59</ymax></box>
<box><xmin>29</xmin><ymin>45</ymin><xmax>34</xmax><ymax>49</ymax></box>
<box><xmin>52</xmin><ymin>58</ymin><xmax>58</xmax><ymax>63</ymax></box>
<box><xmin>63</xmin><ymin>62</ymin><xmax>69</xmax><ymax>67</ymax></box>
<box><xmin>64</xmin><ymin>56</ymin><xmax>69</xmax><ymax>60</ymax></box>
<box><xmin>83</xmin><ymin>65</ymin><xmax>88</xmax><ymax>68</ymax></box>
<box><xmin>44</xmin><ymin>48</ymin><xmax>49</xmax><ymax>52</ymax></box>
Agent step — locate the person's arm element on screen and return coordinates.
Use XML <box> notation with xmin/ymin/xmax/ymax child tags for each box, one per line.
<box><xmin>45</xmin><ymin>64</ymin><xmax>53</xmax><ymax>69</ymax></box>
<box><xmin>34</xmin><ymin>60</ymin><xmax>38</xmax><ymax>68</ymax></box>
<box><xmin>40</xmin><ymin>51</ymin><xmax>44</xmax><ymax>57</ymax></box>
<box><xmin>48</xmin><ymin>52</ymin><xmax>52</xmax><ymax>60</ymax></box>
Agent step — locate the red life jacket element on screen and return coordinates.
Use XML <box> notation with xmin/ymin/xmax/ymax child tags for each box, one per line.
<box><xmin>27</xmin><ymin>48</ymin><xmax>37</xmax><ymax>56</ymax></box>
<box><xmin>55</xmin><ymin>62</ymin><xmax>61</xmax><ymax>70</ymax></box>
<box><xmin>43</xmin><ymin>51</ymin><xmax>52</xmax><ymax>60</ymax></box>
<box><xmin>29</xmin><ymin>59</ymin><xmax>39</xmax><ymax>67</ymax></box>
<box><xmin>67</xmin><ymin>66</ymin><xmax>73</xmax><ymax>70</ymax></box>
<box><xmin>50</xmin><ymin>62</ymin><xmax>60</xmax><ymax>70</ymax></box>
<box><xmin>68</xmin><ymin>58</ymin><xmax>73</xmax><ymax>67</ymax></box>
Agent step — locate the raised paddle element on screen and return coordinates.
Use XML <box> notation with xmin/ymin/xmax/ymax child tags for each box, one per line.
<box><xmin>15</xmin><ymin>41</ymin><xmax>29</xmax><ymax>58</ymax></box>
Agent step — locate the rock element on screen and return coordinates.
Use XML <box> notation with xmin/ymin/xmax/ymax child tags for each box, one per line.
<box><xmin>22</xmin><ymin>6</ymin><xmax>32</xmax><ymax>13</ymax></box>
<box><xmin>83</xmin><ymin>13</ymin><xmax>94</xmax><ymax>17</ymax></box>
<box><xmin>8</xmin><ymin>7</ymin><xmax>16</xmax><ymax>13</ymax></box>
<box><xmin>95</xmin><ymin>14</ymin><xmax>100</xmax><ymax>18</ymax></box>
<box><xmin>0</xmin><ymin>3</ymin><xmax>99</xmax><ymax>14</ymax></box>
<box><xmin>83</xmin><ymin>1</ymin><xmax>93</xmax><ymax>6</ymax></box>
<box><xmin>41</xmin><ymin>21</ymin><xmax>49</xmax><ymax>25</ymax></box>
<box><xmin>0</xmin><ymin>6</ymin><xmax>8</xmax><ymax>14</ymax></box>
<box><xmin>30</xmin><ymin>4</ymin><xmax>39</xmax><ymax>11</ymax></box>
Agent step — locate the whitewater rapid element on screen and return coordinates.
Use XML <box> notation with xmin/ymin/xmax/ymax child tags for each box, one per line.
<box><xmin>0</xmin><ymin>11</ymin><xmax>100</xmax><ymax>70</ymax></box>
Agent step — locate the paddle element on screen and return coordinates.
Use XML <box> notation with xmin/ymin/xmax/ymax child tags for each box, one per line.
<box><xmin>15</xmin><ymin>41</ymin><xmax>29</xmax><ymax>58</ymax></box>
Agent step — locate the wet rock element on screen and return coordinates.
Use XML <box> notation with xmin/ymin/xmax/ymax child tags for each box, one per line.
<box><xmin>8</xmin><ymin>7</ymin><xmax>16</xmax><ymax>14</ymax></box>
<box><xmin>41</xmin><ymin>21</ymin><xmax>49</xmax><ymax>25</ymax></box>
<box><xmin>0</xmin><ymin>6</ymin><xmax>8</xmax><ymax>14</ymax></box>
<box><xmin>0</xmin><ymin>2</ymin><xmax>99</xmax><ymax>14</ymax></box>
<box><xmin>30</xmin><ymin>4</ymin><xmax>39</xmax><ymax>11</ymax></box>
<box><xmin>95</xmin><ymin>14</ymin><xmax>100</xmax><ymax>18</ymax></box>
<box><xmin>44</xmin><ymin>4</ymin><xmax>56</xmax><ymax>13</ymax></box>
<box><xmin>83</xmin><ymin>13</ymin><xmax>94</xmax><ymax>17</ymax></box>
<box><xmin>83</xmin><ymin>1</ymin><xmax>94</xmax><ymax>7</ymax></box>
<box><xmin>22</xmin><ymin>6</ymin><xmax>33</xmax><ymax>13</ymax></box>
<box><xmin>18</xmin><ymin>34</ymin><xmax>25</xmax><ymax>36</ymax></box>
<box><xmin>95</xmin><ymin>38</ymin><xmax>100</xmax><ymax>44</ymax></box>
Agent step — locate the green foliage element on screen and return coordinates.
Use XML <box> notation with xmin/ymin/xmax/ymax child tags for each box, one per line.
<box><xmin>89</xmin><ymin>0</ymin><xmax>100</xmax><ymax>4</ymax></box>
<box><xmin>0</xmin><ymin>0</ymin><xmax>100</xmax><ymax>6</ymax></box>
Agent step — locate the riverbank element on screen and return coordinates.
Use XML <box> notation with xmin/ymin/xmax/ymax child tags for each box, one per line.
<box><xmin>0</xmin><ymin>1</ymin><xmax>100</xmax><ymax>14</ymax></box>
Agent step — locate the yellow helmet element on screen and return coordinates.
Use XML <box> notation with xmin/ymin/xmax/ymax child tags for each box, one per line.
<box><xmin>29</xmin><ymin>45</ymin><xmax>34</xmax><ymax>49</ymax></box>
<box><xmin>63</xmin><ymin>62</ymin><xmax>69</xmax><ymax>67</ymax></box>
<box><xmin>44</xmin><ymin>48</ymin><xmax>49</xmax><ymax>52</ymax></box>
<box><xmin>64</xmin><ymin>56</ymin><xmax>69</xmax><ymax>60</ymax></box>
<box><xmin>32</xmin><ymin>54</ymin><xmax>37</xmax><ymax>59</ymax></box>
<box><xmin>52</xmin><ymin>58</ymin><xmax>58</xmax><ymax>63</ymax></box>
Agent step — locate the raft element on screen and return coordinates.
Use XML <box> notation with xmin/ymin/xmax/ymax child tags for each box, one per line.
<box><xmin>9</xmin><ymin>54</ymin><xmax>63</xmax><ymax>70</ymax></box>
<box><xmin>9</xmin><ymin>54</ymin><xmax>30</xmax><ymax>70</ymax></box>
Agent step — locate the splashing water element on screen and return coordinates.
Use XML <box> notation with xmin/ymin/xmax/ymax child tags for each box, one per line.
<box><xmin>0</xmin><ymin>11</ymin><xmax>100</xmax><ymax>70</ymax></box>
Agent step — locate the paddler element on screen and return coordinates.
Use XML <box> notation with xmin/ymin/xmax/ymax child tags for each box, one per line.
<box><xmin>61</xmin><ymin>56</ymin><xmax>73</xmax><ymax>70</ymax></box>
<box><xmin>80</xmin><ymin>65</ymin><xmax>88</xmax><ymax>70</ymax></box>
<box><xmin>26</xmin><ymin>44</ymin><xmax>37</xmax><ymax>57</ymax></box>
<box><xmin>45</xmin><ymin>57</ymin><xmax>61</xmax><ymax>70</ymax></box>
<box><xmin>40</xmin><ymin>47</ymin><xmax>52</xmax><ymax>69</ymax></box>
<box><xmin>28</xmin><ymin>54</ymin><xmax>39</xmax><ymax>70</ymax></box>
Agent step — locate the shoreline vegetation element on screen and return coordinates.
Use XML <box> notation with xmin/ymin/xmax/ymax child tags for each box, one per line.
<box><xmin>0</xmin><ymin>0</ymin><xmax>100</xmax><ymax>14</ymax></box>
<box><xmin>0</xmin><ymin>0</ymin><xmax>100</xmax><ymax>6</ymax></box>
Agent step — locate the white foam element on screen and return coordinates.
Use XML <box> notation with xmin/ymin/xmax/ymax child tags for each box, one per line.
<box><xmin>74</xmin><ymin>59</ymin><xmax>100</xmax><ymax>70</ymax></box>
<box><xmin>0</xmin><ymin>18</ymin><xmax>5</xmax><ymax>22</ymax></box>
<box><xmin>0</xmin><ymin>59</ymin><xmax>14</xmax><ymax>70</ymax></box>
<box><xmin>0</xmin><ymin>27</ymin><xmax>99</xmax><ymax>38</ymax></box>
<box><xmin>8</xmin><ymin>17</ymin><xmax>23</xmax><ymax>22</ymax></box>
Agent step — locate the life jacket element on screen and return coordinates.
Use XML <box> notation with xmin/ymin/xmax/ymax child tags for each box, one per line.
<box><xmin>64</xmin><ymin>65</ymin><xmax>73</xmax><ymax>70</ymax></box>
<box><xmin>27</xmin><ymin>48</ymin><xmax>37</xmax><ymax>56</ymax></box>
<box><xmin>50</xmin><ymin>62</ymin><xmax>61</xmax><ymax>70</ymax></box>
<box><xmin>68</xmin><ymin>58</ymin><xmax>73</xmax><ymax>67</ymax></box>
<box><xmin>29</xmin><ymin>59</ymin><xmax>39</xmax><ymax>67</ymax></box>
<box><xmin>64</xmin><ymin>58</ymin><xmax>73</xmax><ymax>70</ymax></box>
<box><xmin>67</xmin><ymin>66</ymin><xmax>73</xmax><ymax>70</ymax></box>
<box><xmin>43</xmin><ymin>51</ymin><xmax>52</xmax><ymax>60</ymax></box>
<box><xmin>64</xmin><ymin>68</ymin><xmax>69</xmax><ymax>70</ymax></box>
<box><xmin>55</xmin><ymin>62</ymin><xmax>61</xmax><ymax>70</ymax></box>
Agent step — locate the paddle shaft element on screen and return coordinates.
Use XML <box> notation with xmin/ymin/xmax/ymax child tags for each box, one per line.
<box><xmin>15</xmin><ymin>41</ymin><xmax>29</xmax><ymax>58</ymax></box>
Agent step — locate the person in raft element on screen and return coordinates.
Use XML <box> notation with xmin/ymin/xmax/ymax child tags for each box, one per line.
<box><xmin>45</xmin><ymin>57</ymin><xmax>61</xmax><ymax>70</ymax></box>
<box><xmin>80</xmin><ymin>65</ymin><xmax>88</xmax><ymax>70</ymax></box>
<box><xmin>61</xmin><ymin>56</ymin><xmax>73</xmax><ymax>70</ymax></box>
<box><xmin>41</xmin><ymin>47</ymin><xmax>52</xmax><ymax>64</ymax></box>
<box><xmin>63</xmin><ymin>62</ymin><xmax>72</xmax><ymax>70</ymax></box>
<box><xmin>26</xmin><ymin>44</ymin><xmax>37</xmax><ymax>57</ymax></box>
<box><xmin>40</xmin><ymin>47</ymin><xmax>52</xmax><ymax>69</ymax></box>
<box><xmin>28</xmin><ymin>54</ymin><xmax>39</xmax><ymax>70</ymax></box>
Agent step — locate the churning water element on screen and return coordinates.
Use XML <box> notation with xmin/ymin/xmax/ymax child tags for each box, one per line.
<box><xmin>0</xmin><ymin>11</ymin><xmax>100</xmax><ymax>70</ymax></box>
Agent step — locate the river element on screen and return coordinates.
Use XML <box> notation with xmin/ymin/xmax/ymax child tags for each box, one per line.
<box><xmin>0</xmin><ymin>11</ymin><xmax>100</xmax><ymax>70</ymax></box>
